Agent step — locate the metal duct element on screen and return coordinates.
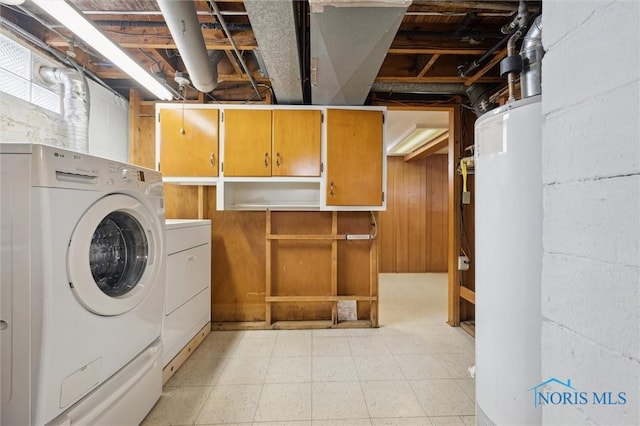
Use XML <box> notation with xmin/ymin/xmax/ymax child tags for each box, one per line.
<box><xmin>39</xmin><ymin>66</ymin><xmax>88</xmax><ymax>152</ymax></box>
<box><xmin>310</xmin><ymin>2</ymin><xmax>409</xmax><ymax>105</ymax></box>
<box><xmin>157</xmin><ymin>0</ymin><xmax>216</xmax><ymax>93</ymax></box>
<box><xmin>370</xmin><ymin>82</ymin><xmax>493</xmax><ymax>116</ymax></box>
<box><xmin>520</xmin><ymin>15</ymin><xmax>543</xmax><ymax>98</ymax></box>
<box><xmin>244</xmin><ymin>0</ymin><xmax>303</xmax><ymax>103</ymax></box>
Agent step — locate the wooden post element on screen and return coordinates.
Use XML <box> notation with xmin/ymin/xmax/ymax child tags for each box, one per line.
<box><xmin>265</xmin><ymin>210</ymin><xmax>272</xmax><ymax>326</ymax></box>
<box><xmin>331</xmin><ymin>211</ymin><xmax>338</xmax><ymax>325</ymax></box>
<box><xmin>448</xmin><ymin>106</ymin><xmax>462</xmax><ymax>326</ymax></box>
<box><xmin>128</xmin><ymin>89</ymin><xmax>142</xmax><ymax>164</ymax></box>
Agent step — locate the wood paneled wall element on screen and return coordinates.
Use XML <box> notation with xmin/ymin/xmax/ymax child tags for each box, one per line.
<box><xmin>379</xmin><ymin>155</ymin><xmax>448</xmax><ymax>272</ymax></box>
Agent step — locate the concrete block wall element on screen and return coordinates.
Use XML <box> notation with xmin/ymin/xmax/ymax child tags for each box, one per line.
<box><xmin>541</xmin><ymin>0</ymin><xmax>640</xmax><ymax>424</ymax></box>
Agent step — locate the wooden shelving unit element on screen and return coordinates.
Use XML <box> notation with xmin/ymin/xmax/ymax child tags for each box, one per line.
<box><xmin>264</xmin><ymin>210</ymin><xmax>378</xmax><ymax>329</ymax></box>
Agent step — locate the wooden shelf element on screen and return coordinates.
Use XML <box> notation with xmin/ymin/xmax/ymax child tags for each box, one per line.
<box><xmin>265</xmin><ymin>210</ymin><xmax>379</xmax><ymax>328</ymax></box>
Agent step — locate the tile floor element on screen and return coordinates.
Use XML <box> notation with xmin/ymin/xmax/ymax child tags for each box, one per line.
<box><xmin>142</xmin><ymin>273</ymin><xmax>476</xmax><ymax>425</ymax></box>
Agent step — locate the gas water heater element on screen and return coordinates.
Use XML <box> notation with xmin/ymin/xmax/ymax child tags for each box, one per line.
<box><xmin>474</xmin><ymin>94</ymin><xmax>542</xmax><ymax>425</ymax></box>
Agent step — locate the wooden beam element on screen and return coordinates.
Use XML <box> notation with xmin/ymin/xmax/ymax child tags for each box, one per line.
<box><xmin>331</xmin><ymin>211</ymin><xmax>338</xmax><ymax>325</ymax></box>
<box><xmin>225</xmin><ymin>50</ymin><xmax>244</xmax><ymax>76</ymax></box>
<box><xmin>403</xmin><ymin>132</ymin><xmax>449</xmax><ymax>162</ymax></box>
<box><xmin>387</xmin><ymin>47</ymin><xmax>496</xmax><ymax>55</ymax></box>
<box><xmin>47</xmin><ymin>35</ymin><xmax>257</xmax><ymax>50</ymax></box>
<box><xmin>146</xmin><ymin>48</ymin><xmax>177</xmax><ymax>76</ymax></box>
<box><xmin>375</xmin><ymin>76</ymin><xmax>503</xmax><ymax>84</ymax></box>
<box><xmin>464</xmin><ymin>48</ymin><xmax>508</xmax><ymax>86</ymax></box>
<box><xmin>266</xmin><ymin>234</ymin><xmax>348</xmax><ymax>240</ymax></box>
<box><xmin>128</xmin><ymin>88</ymin><xmax>141</xmax><ymax>164</ymax></box>
<box><xmin>460</xmin><ymin>286</ymin><xmax>475</xmax><ymax>304</ymax></box>
<box><xmin>265</xmin><ymin>296</ymin><xmax>378</xmax><ymax>303</ymax></box>
<box><xmin>417</xmin><ymin>54</ymin><xmax>440</xmax><ymax>78</ymax></box>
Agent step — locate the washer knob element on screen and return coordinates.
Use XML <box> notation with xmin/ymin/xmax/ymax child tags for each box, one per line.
<box><xmin>119</xmin><ymin>167</ymin><xmax>132</xmax><ymax>183</ymax></box>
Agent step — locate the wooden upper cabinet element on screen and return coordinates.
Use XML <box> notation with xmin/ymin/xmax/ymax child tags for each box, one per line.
<box><xmin>223</xmin><ymin>109</ymin><xmax>272</xmax><ymax>177</ymax></box>
<box><xmin>159</xmin><ymin>108</ymin><xmax>219</xmax><ymax>177</ymax></box>
<box><xmin>325</xmin><ymin>109</ymin><xmax>384</xmax><ymax>206</ymax></box>
<box><xmin>272</xmin><ymin>110</ymin><xmax>322</xmax><ymax>177</ymax></box>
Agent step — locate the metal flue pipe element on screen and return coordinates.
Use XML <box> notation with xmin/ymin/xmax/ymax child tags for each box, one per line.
<box><xmin>520</xmin><ymin>15</ymin><xmax>543</xmax><ymax>98</ymax></box>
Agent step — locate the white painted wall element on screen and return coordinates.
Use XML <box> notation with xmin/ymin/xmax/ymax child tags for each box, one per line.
<box><xmin>0</xmin><ymin>69</ymin><xmax>129</xmax><ymax>161</ymax></box>
<box><xmin>541</xmin><ymin>0</ymin><xmax>639</xmax><ymax>424</ymax></box>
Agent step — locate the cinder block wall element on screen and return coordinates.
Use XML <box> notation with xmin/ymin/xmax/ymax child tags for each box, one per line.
<box><xmin>541</xmin><ymin>0</ymin><xmax>639</xmax><ymax>424</ymax></box>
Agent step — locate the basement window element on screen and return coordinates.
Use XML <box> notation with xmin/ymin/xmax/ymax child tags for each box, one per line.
<box><xmin>0</xmin><ymin>33</ymin><xmax>61</xmax><ymax>114</ymax></box>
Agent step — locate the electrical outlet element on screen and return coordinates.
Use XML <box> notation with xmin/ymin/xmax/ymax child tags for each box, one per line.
<box><xmin>458</xmin><ymin>255</ymin><xmax>470</xmax><ymax>271</ymax></box>
<box><xmin>346</xmin><ymin>234</ymin><xmax>371</xmax><ymax>240</ymax></box>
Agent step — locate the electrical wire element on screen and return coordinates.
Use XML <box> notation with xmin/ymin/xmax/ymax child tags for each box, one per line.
<box><xmin>369</xmin><ymin>211</ymin><xmax>378</xmax><ymax>240</ymax></box>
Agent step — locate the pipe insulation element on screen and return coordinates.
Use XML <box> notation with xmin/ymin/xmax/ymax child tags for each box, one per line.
<box><xmin>520</xmin><ymin>15</ymin><xmax>543</xmax><ymax>98</ymax></box>
<box><xmin>38</xmin><ymin>66</ymin><xmax>89</xmax><ymax>153</ymax></box>
<box><xmin>157</xmin><ymin>0</ymin><xmax>217</xmax><ymax>93</ymax></box>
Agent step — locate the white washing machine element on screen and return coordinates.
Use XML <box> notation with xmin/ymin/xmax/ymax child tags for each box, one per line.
<box><xmin>1</xmin><ymin>143</ymin><xmax>166</xmax><ymax>425</ymax></box>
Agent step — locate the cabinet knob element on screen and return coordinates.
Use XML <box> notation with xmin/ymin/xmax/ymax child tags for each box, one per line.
<box><xmin>210</xmin><ymin>152</ymin><xmax>216</xmax><ymax>168</ymax></box>
<box><xmin>330</xmin><ymin>181</ymin><xmax>335</xmax><ymax>197</ymax></box>
<box><xmin>276</xmin><ymin>152</ymin><xmax>281</xmax><ymax>167</ymax></box>
<box><xmin>264</xmin><ymin>152</ymin><xmax>270</xmax><ymax>168</ymax></box>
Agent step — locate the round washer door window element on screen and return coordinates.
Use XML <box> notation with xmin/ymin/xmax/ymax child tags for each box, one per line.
<box><xmin>68</xmin><ymin>194</ymin><xmax>162</xmax><ymax>316</ymax></box>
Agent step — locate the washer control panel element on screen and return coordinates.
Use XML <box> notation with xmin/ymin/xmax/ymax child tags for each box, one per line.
<box><xmin>31</xmin><ymin>144</ymin><xmax>163</xmax><ymax>195</ymax></box>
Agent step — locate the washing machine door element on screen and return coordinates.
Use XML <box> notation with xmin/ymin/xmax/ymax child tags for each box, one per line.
<box><xmin>67</xmin><ymin>194</ymin><xmax>162</xmax><ymax>316</ymax></box>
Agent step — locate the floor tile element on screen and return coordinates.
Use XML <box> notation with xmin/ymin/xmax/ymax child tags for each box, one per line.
<box><xmin>361</xmin><ymin>380</ymin><xmax>426</xmax><ymax>418</ymax></box>
<box><xmin>348</xmin><ymin>336</ymin><xmax>390</xmax><ymax>355</ymax></box>
<box><xmin>353</xmin><ymin>355</ymin><xmax>404</xmax><ymax>381</ymax></box>
<box><xmin>311</xmin><ymin>419</ymin><xmax>371</xmax><ymax>425</ymax></box>
<box><xmin>145</xmin><ymin>273</ymin><xmax>478</xmax><ymax>426</ymax></box>
<box><xmin>455</xmin><ymin>378</ymin><xmax>475</xmax><ymax>402</ymax></box>
<box><xmin>233</xmin><ymin>337</ymin><xmax>276</xmax><ymax>358</ymax></box>
<box><xmin>432</xmin><ymin>354</ymin><xmax>475</xmax><ymax>378</ymax></box>
<box><xmin>217</xmin><ymin>357</ymin><xmax>270</xmax><ymax>385</ymax></box>
<box><xmin>370</xmin><ymin>417</ymin><xmax>432</xmax><ymax>425</ymax></box>
<box><xmin>191</xmin><ymin>334</ymin><xmax>240</xmax><ymax>359</ymax></box>
<box><xmin>272</xmin><ymin>336</ymin><xmax>312</xmax><ymax>357</ymax></box>
<box><xmin>312</xmin><ymin>329</ymin><xmax>348</xmax><ymax>337</ymax></box>
<box><xmin>395</xmin><ymin>354</ymin><xmax>450</xmax><ymax>380</ymax></box>
<box><xmin>312</xmin><ymin>382</ymin><xmax>369</xmax><ymax>420</ymax></box>
<box><xmin>312</xmin><ymin>336</ymin><xmax>351</xmax><ymax>356</ymax></box>
<box><xmin>165</xmin><ymin>357</ymin><xmax>227</xmax><ymax>387</ymax></box>
<box><xmin>428</xmin><ymin>416</ymin><xmax>466</xmax><ymax>425</ymax></box>
<box><xmin>461</xmin><ymin>416</ymin><xmax>475</xmax><ymax>425</ymax></box>
<box><xmin>410</xmin><ymin>379</ymin><xmax>475</xmax><ymax>416</ymax></box>
<box><xmin>140</xmin><ymin>386</ymin><xmax>212</xmax><ymax>426</ymax></box>
<box><xmin>254</xmin><ymin>383</ymin><xmax>312</xmax><ymax>422</ymax></box>
<box><xmin>312</xmin><ymin>356</ymin><xmax>358</xmax><ymax>382</ymax></box>
<box><xmin>382</xmin><ymin>336</ymin><xmax>429</xmax><ymax>355</ymax></box>
<box><xmin>195</xmin><ymin>384</ymin><xmax>261</xmax><ymax>424</ymax></box>
<box><xmin>266</xmin><ymin>357</ymin><xmax>312</xmax><ymax>383</ymax></box>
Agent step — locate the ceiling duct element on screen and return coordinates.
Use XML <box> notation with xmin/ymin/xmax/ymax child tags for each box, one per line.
<box><xmin>244</xmin><ymin>0</ymin><xmax>303</xmax><ymax>104</ymax></box>
<box><xmin>309</xmin><ymin>0</ymin><xmax>410</xmax><ymax>105</ymax></box>
<box><xmin>157</xmin><ymin>0</ymin><xmax>216</xmax><ymax>93</ymax></box>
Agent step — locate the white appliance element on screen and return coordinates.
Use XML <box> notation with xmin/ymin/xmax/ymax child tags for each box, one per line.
<box><xmin>1</xmin><ymin>143</ymin><xmax>166</xmax><ymax>425</ymax></box>
<box><xmin>474</xmin><ymin>95</ymin><xmax>542</xmax><ymax>425</ymax></box>
<box><xmin>163</xmin><ymin>219</ymin><xmax>211</xmax><ymax>368</ymax></box>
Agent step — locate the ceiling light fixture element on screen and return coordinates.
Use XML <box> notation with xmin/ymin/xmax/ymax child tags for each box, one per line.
<box><xmin>32</xmin><ymin>0</ymin><xmax>173</xmax><ymax>101</ymax></box>
<box><xmin>387</xmin><ymin>125</ymin><xmax>448</xmax><ymax>155</ymax></box>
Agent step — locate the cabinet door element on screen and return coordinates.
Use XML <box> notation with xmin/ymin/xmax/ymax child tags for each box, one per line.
<box><xmin>272</xmin><ymin>109</ymin><xmax>322</xmax><ymax>177</ymax></box>
<box><xmin>159</xmin><ymin>108</ymin><xmax>219</xmax><ymax>177</ymax></box>
<box><xmin>223</xmin><ymin>109</ymin><xmax>272</xmax><ymax>177</ymax></box>
<box><xmin>326</xmin><ymin>109</ymin><xmax>383</xmax><ymax>206</ymax></box>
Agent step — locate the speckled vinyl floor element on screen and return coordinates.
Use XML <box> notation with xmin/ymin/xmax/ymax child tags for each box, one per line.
<box><xmin>141</xmin><ymin>273</ymin><xmax>476</xmax><ymax>426</ymax></box>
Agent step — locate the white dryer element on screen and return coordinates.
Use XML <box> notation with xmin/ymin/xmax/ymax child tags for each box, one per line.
<box><xmin>1</xmin><ymin>143</ymin><xmax>166</xmax><ymax>425</ymax></box>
